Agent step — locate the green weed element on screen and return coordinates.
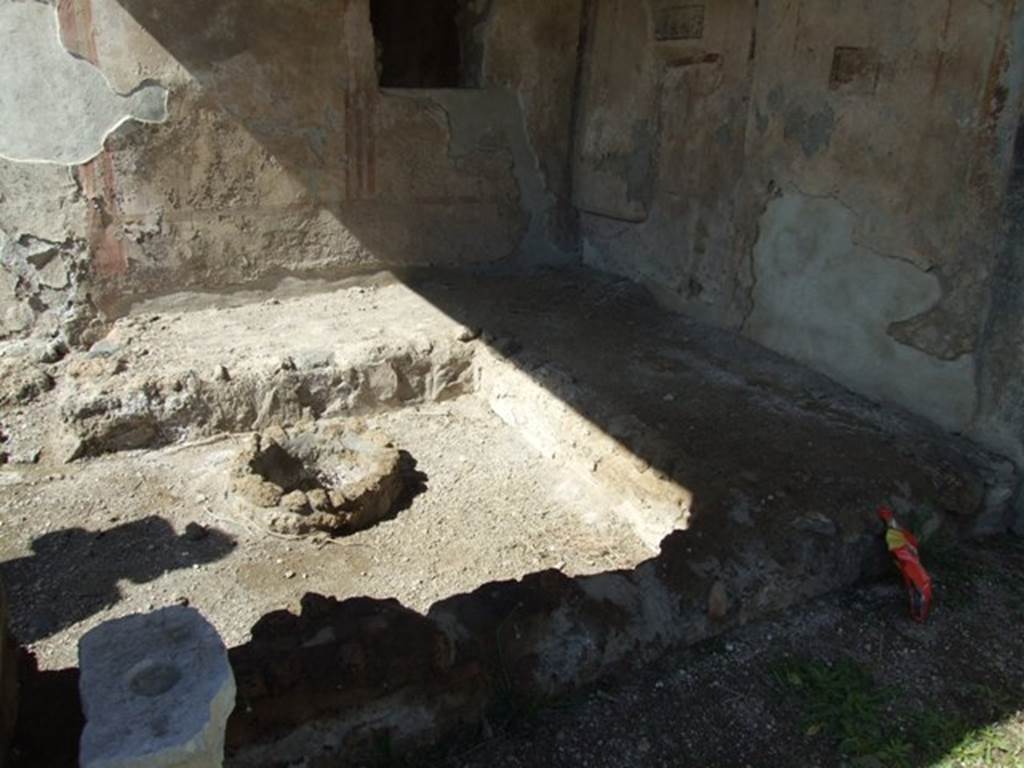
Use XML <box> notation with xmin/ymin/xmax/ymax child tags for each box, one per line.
<box><xmin>932</xmin><ymin>722</ymin><xmax>1022</xmax><ymax>767</ymax></box>
<box><xmin>772</xmin><ymin>657</ymin><xmax>904</xmax><ymax>764</ymax></box>
<box><xmin>770</xmin><ymin>658</ymin><xmax>1024</xmax><ymax>767</ymax></box>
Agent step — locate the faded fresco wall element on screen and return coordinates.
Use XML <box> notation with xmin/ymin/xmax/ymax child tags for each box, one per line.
<box><xmin>575</xmin><ymin>0</ymin><xmax>758</xmax><ymax>329</ymax></box>
<box><xmin>0</xmin><ymin>0</ymin><xmax>583</xmax><ymax>337</ymax></box>
<box><xmin>744</xmin><ymin>0</ymin><xmax>1020</xmax><ymax>441</ymax></box>
<box><xmin>575</xmin><ymin>0</ymin><xmax>1024</xmax><ymax>459</ymax></box>
<box><xmin>978</xmin><ymin>112</ymin><xmax>1024</xmax><ymax>483</ymax></box>
<box><xmin>5</xmin><ymin>0</ymin><xmax>1024</xmax><ymax>465</ymax></box>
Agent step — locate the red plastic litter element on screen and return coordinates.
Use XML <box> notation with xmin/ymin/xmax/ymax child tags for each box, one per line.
<box><xmin>878</xmin><ymin>505</ymin><xmax>934</xmax><ymax>623</ymax></box>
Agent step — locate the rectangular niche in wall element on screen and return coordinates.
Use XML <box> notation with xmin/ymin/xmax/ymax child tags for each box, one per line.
<box><xmin>370</xmin><ymin>0</ymin><xmax>468</xmax><ymax>88</ymax></box>
<box><xmin>829</xmin><ymin>47</ymin><xmax>880</xmax><ymax>95</ymax></box>
<box><xmin>654</xmin><ymin>5</ymin><xmax>705</xmax><ymax>41</ymax></box>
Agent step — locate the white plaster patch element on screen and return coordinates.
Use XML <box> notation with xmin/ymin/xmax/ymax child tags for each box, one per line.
<box><xmin>0</xmin><ymin>0</ymin><xmax>168</xmax><ymax>165</ymax></box>
<box><xmin>746</xmin><ymin>192</ymin><xmax>977</xmax><ymax>431</ymax></box>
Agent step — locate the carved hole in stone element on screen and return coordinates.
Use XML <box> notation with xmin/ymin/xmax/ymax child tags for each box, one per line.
<box><xmin>654</xmin><ymin>5</ymin><xmax>705</xmax><ymax>41</ymax></box>
<box><xmin>128</xmin><ymin>660</ymin><xmax>182</xmax><ymax>698</ymax></box>
<box><xmin>231</xmin><ymin>422</ymin><xmax>411</xmax><ymax>537</ymax></box>
<box><xmin>829</xmin><ymin>46</ymin><xmax>880</xmax><ymax>94</ymax></box>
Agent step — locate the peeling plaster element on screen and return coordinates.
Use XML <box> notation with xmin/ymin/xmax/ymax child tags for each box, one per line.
<box><xmin>745</xmin><ymin>193</ymin><xmax>977</xmax><ymax>431</ymax></box>
<box><xmin>424</xmin><ymin>87</ymin><xmax>567</xmax><ymax>266</ymax></box>
<box><xmin>0</xmin><ymin>0</ymin><xmax>168</xmax><ymax>166</ymax></box>
<box><xmin>0</xmin><ymin>223</ymin><xmax>90</xmax><ymax>341</ymax></box>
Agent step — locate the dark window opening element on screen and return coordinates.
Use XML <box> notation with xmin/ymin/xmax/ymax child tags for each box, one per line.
<box><xmin>370</xmin><ymin>0</ymin><xmax>466</xmax><ymax>88</ymax></box>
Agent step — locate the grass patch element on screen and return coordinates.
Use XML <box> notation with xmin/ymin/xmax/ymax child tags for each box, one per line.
<box><xmin>772</xmin><ymin>657</ymin><xmax>910</xmax><ymax>765</ymax></box>
<box><xmin>772</xmin><ymin>658</ymin><xmax>1024</xmax><ymax>767</ymax></box>
<box><xmin>943</xmin><ymin>724</ymin><xmax>1017</xmax><ymax>766</ymax></box>
<box><xmin>921</xmin><ymin>716</ymin><xmax>1024</xmax><ymax>768</ymax></box>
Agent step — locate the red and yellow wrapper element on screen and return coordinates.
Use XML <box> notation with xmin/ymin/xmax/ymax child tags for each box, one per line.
<box><xmin>878</xmin><ymin>505</ymin><xmax>933</xmax><ymax>623</ymax></box>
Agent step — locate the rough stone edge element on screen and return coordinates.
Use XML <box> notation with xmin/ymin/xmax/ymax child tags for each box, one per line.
<box><xmin>222</xmin><ymin>510</ymin><xmax>905</xmax><ymax>767</ymax></box>
<box><xmin>58</xmin><ymin>339</ymin><xmax>478</xmax><ymax>461</ymax></box>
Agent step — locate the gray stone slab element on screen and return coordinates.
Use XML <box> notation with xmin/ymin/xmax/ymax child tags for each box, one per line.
<box><xmin>78</xmin><ymin>607</ymin><xmax>235</xmax><ymax>768</ymax></box>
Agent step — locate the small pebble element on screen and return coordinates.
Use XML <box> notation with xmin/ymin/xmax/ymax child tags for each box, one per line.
<box><xmin>456</xmin><ymin>326</ymin><xmax>481</xmax><ymax>343</ymax></box>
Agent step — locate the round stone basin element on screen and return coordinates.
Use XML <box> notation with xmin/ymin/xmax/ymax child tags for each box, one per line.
<box><xmin>231</xmin><ymin>421</ymin><xmax>408</xmax><ymax>536</ymax></box>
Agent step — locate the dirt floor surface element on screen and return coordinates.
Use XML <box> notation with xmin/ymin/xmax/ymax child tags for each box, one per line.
<box><xmin>2</xmin><ymin>269</ymin><xmax>1021</xmax><ymax>767</ymax></box>
<box><xmin>1</xmin><ymin>395</ymin><xmax>650</xmax><ymax>670</ymax></box>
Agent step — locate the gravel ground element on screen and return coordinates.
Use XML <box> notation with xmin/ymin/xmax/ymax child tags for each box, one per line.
<box><xmin>414</xmin><ymin>537</ymin><xmax>1024</xmax><ymax>768</ymax></box>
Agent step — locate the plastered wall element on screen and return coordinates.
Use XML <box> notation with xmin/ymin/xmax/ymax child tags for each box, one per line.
<box><xmin>4</xmin><ymin>0</ymin><xmax>1024</xmax><ymax>465</ymax></box>
<box><xmin>574</xmin><ymin>0</ymin><xmax>1024</xmax><ymax>460</ymax></box>
<box><xmin>0</xmin><ymin>0</ymin><xmax>583</xmax><ymax>335</ymax></box>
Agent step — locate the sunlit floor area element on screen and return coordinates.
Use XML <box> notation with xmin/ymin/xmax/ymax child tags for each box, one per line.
<box><xmin>1</xmin><ymin>267</ymin><xmax>1019</xmax><ymax>766</ymax></box>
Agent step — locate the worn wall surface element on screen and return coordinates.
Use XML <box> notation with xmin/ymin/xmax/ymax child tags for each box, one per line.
<box><xmin>0</xmin><ymin>0</ymin><xmax>583</xmax><ymax>331</ymax></box>
<box><xmin>481</xmin><ymin>0</ymin><xmax>585</xmax><ymax>256</ymax></box>
<box><xmin>575</xmin><ymin>0</ymin><xmax>758</xmax><ymax>327</ymax></box>
<box><xmin>745</xmin><ymin>0</ymin><xmax>1019</xmax><ymax>438</ymax></box>
<box><xmin>982</xmin><ymin>121</ymin><xmax>1024</xmax><ymax>531</ymax></box>
<box><xmin>575</xmin><ymin>0</ymin><xmax>1024</xmax><ymax>457</ymax></box>
<box><xmin>5</xmin><ymin>0</ymin><xmax>1024</xmax><ymax>462</ymax></box>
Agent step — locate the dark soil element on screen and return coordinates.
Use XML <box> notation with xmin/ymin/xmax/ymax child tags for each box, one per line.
<box><xmin>417</xmin><ymin>536</ymin><xmax>1024</xmax><ymax>768</ymax></box>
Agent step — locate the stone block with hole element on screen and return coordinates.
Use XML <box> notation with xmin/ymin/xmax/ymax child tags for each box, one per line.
<box><xmin>78</xmin><ymin>606</ymin><xmax>235</xmax><ymax>768</ymax></box>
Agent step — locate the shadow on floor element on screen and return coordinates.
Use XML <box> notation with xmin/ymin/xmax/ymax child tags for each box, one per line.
<box><xmin>0</xmin><ymin>516</ymin><xmax>236</xmax><ymax>644</ymax></box>
<box><xmin>9</xmin><ymin>538</ymin><xmax>1024</xmax><ymax>768</ymax></box>
<box><xmin>38</xmin><ymin>7</ymin><xmax>1024</xmax><ymax>763</ymax></box>
<box><xmin>393</xmin><ymin>449</ymin><xmax>429</xmax><ymax>520</ymax></box>
<box><xmin>416</xmin><ymin>539</ymin><xmax>1024</xmax><ymax>768</ymax></box>
<box><xmin>8</xmin><ymin>657</ymin><xmax>81</xmax><ymax>768</ymax></box>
